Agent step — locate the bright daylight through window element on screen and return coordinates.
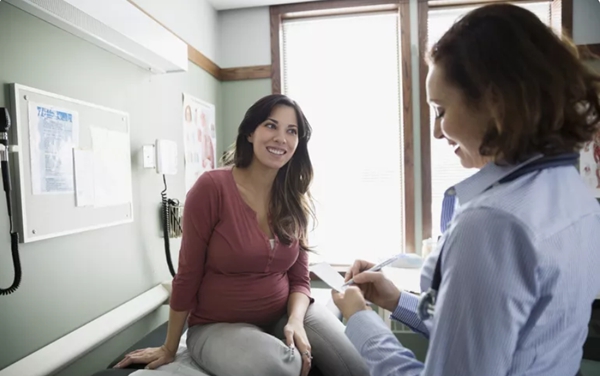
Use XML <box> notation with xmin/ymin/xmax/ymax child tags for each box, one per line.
<box><xmin>282</xmin><ymin>12</ymin><xmax>404</xmax><ymax>265</ymax></box>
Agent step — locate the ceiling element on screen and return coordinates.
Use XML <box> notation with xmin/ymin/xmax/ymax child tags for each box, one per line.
<box><xmin>208</xmin><ymin>0</ymin><xmax>322</xmax><ymax>11</ymax></box>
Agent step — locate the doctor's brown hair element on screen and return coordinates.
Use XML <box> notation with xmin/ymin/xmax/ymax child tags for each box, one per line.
<box><xmin>428</xmin><ymin>3</ymin><xmax>600</xmax><ymax>165</ymax></box>
<box><xmin>222</xmin><ymin>94</ymin><xmax>315</xmax><ymax>251</ymax></box>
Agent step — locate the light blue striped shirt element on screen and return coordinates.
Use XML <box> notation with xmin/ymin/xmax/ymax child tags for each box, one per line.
<box><xmin>345</xmin><ymin>157</ymin><xmax>600</xmax><ymax>376</ymax></box>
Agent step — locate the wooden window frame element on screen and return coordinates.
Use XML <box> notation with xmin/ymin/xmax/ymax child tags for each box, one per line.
<box><xmin>270</xmin><ymin>0</ymin><xmax>418</xmax><ymax>256</ymax></box>
<box><xmin>418</xmin><ymin>0</ymin><xmax>574</xmax><ymax>242</ymax></box>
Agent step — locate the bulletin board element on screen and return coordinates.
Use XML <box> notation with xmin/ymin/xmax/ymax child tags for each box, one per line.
<box><xmin>9</xmin><ymin>84</ymin><xmax>133</xmax><ymax>243</ymax></box>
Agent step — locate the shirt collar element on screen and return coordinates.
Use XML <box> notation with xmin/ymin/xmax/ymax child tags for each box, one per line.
<box><xmin>450</xmin><ymin>154</ymin><xmax>543</xmax><ymax>206</ymax></box>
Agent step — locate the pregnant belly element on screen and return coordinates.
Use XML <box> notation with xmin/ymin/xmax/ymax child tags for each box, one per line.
<box><xmin>194</xmin><ymin>272</ymin><xmax>289</xmax><ymax>325</ymax></box>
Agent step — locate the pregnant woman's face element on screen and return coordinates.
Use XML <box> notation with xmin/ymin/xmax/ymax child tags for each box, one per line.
<box><xmin>247</xmin><ymin>105</ymin><xmax>299</xmax><ymax>170</ymax></box>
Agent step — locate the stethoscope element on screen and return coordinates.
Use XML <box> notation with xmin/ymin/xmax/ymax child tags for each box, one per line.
<box><xmin>417</xmin><ymin>153</ymin><xmax>580</xmax><ymax>321</ymax></box>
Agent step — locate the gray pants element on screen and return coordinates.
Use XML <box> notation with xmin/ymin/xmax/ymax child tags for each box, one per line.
<box><xmin>186</xmin><ymin>302</ymin><xmax>370</xmax><ymax>376</ymax></box>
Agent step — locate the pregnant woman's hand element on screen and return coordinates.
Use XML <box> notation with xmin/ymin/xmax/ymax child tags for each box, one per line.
<box><xmin>284</xmin><ymin>318</ymin><xmax>312</xmax><ymax>376</ymax></box>
<box><xmin>113</xmin><ymin>345</ymin><xmax>176</xmax><ymax>370</ymax></box>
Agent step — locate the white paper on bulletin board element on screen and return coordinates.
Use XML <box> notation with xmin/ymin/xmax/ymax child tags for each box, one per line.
<box><xmin>182</xmin><ymin>93</ymin><xmax>217</xmax><ymax>193</ymax></box>
<box><xmin>73</xmin><ymin>149</ymin><xmax>95</xmax><ymax>207</ymax></box>
<box><xmin>90</xmin><ymin>126</ymin><xmax>133</xmax><ymax>207</ymax></box>
<box><xmin>28</xmin><ymin>101</ymin><xmax>79</xmax><ymax>195</ymax></box>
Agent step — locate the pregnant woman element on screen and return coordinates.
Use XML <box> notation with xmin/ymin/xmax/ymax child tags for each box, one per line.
<box><xmin>115</xmin><ymin>94</ymin><xmax>369</xmax><ymax>376</ymax></box>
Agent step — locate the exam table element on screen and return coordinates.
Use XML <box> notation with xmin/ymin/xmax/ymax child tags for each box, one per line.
<box><xmin>91</xmin><ymin>289</ymin><xmax>340</xmax><ymax>376</ymax></box>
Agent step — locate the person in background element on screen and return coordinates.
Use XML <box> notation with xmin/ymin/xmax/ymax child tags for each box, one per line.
<box><xmin>332</xmin><ymin>4</ymin><xmax>600</xmax><ymax>376</ymax></box>
<box><xmin>115</xmin><ymin>94</ymin><xmax>369</xmax><ymax>376</ymax></box>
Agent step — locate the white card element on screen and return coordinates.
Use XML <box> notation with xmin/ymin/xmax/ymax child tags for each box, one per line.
<box><xmin>310</xmin><ymin>262</ymin><xmax>347</xmax><ymax>292</ymax></box>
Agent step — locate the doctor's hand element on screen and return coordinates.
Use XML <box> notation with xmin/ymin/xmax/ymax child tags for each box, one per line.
<box><xmin>345</xmin><ymin>259</ymin><xmax>402</xmax><ymax>312</ymax></box>
<box><xmin>331</xmin><ymin>286</ymin><xmax>371</xmax><ymax>320</ymax></box>
<box><xmin>113</xmin><ymin>346</ymin><xmax>175</xmax><ymax>370</ymax></box>
<box><xmin>284</xmin><ymin>318</ymin><xmax>312</xmax><ymax>376</ymax></box>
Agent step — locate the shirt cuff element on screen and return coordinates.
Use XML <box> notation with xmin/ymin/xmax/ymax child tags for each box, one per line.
<box><xmin>345</xmin><ymin>310</ymin><xmax>392</xmax><ymax>351</ymax></box>
<box><xmin>391</xmin><ymin>291</ymin><xmax>421</xmax><ymax>324</ymax></box>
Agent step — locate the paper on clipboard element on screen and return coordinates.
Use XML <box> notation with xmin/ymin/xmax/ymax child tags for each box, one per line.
<box><xmin>310</xmin><ymin>262</ymin><xmax>348</xmax><ymax>293</ymax></box>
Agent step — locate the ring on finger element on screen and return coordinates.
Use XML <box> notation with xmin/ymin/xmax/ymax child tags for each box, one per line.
<box><xmin>304</xmin><ymin>357</ymin><xmax>312</xmax><ymax>368</ymax></box>
<box><xmin>302</xmin><ymin>351</ymin><xmax>313</xmax><ymax>359</ymax></box>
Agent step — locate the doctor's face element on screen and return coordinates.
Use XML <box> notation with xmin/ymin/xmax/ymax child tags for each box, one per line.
<box><xmin>426</xmin><ymin>63</ymin><xmax>492</xmax><ymax>169</ymax></box>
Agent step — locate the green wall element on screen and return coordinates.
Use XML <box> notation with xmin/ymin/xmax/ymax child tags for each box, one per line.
<box><xmin>219</xmin><ymin>79</ymin><xmax>272</xmax><ymax>157</ymax></box>
<box><xmin>0</xmin><ymin>2</ymin><xmax>220</xmax><ymax>375</ymax></box>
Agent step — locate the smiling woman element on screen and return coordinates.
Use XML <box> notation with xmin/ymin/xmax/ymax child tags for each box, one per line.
<box><xmin>223</xmin><ymin>94</ymin><xmax>314</xmax><ymax>249</ymax></box>
<box><xmin>425</xmin><ymin>0</ymin><xmax>557</xmax><ymax>239</ymax></box>
<box><xmin>333</xmin><ymin>4</ymin><xmax>600</xmax><ymax>376</ymax></box>
<box><xmin>114</xmin><ymin>94</ymin><xmax>370</xmax><ymax>376</ymax></box>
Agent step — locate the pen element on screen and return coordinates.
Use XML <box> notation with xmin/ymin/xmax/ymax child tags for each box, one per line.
<box><xmin>342</xmin><ymin>254</ymin><xmax>401</xmax><ymax>288</ymax></box>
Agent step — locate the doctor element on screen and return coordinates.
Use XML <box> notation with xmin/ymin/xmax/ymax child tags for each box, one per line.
<box><xmin>332</xmin><ymin>4</ymin><xmax>600</xmax><ymax>376</ymax></box>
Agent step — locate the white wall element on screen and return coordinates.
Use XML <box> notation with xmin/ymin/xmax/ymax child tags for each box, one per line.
<box><xmin>218</xmin><ymin>6</ymin><xmax>271</xmax><ymax>68</ymax></box>
<box><xmin>573</xmin><ymin>0</ymin><xmax>600</xmax><ymax>45</ymax></box>
<box><xmin>132</xmin><ymin>0</ymin><xmax>220</xmax><ymax>64</ymax></box>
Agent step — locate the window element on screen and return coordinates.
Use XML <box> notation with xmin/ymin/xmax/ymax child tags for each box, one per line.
<box><xmin>281</xmin><ymin>12</ymin><xmax>406</xmax><ymax>265</ymax></box>
<box><xmin>426</xmin><ymin>1</ymin><xmax>553</xmax><ymax>239</ymax></box>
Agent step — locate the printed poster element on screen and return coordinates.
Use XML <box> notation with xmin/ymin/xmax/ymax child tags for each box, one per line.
<box><xmin>182</xmin><ymin>93</ymin><xmax>216</xmax><ymax>193</ymax></box>
<box><xmin>28</xmin><ymin>102</ymin><xmax>79</xmax><ymax>195</ymax></box>
<box><xmin>580</xmin><ymin>131</ymin><xmax>600</xmax><ymax>198</ymax></box>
